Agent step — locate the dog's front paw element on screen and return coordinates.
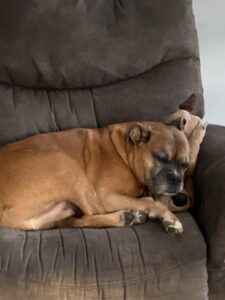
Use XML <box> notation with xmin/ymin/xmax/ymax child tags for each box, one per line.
<box><xmin>122</xmin><ymin>210</ymin><xmax>147</xmax><ymax>226</ymax></box>
<box><xmin>162</xmin><ymin>219</ymin><xmax>183</xmax><ymax>234</ymax></box>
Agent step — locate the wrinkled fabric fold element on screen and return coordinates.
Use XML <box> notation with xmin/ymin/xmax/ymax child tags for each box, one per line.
<box><xmin>0</xmin><ymin>214</ymin><xmax>207</xmax><ymax>299</ymax></box>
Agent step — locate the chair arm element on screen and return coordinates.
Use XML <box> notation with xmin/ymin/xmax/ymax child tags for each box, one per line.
<box><xmin>194</xmin><ymin>124</ymin><xmax>225</xmax><ymax>297</ymax></box>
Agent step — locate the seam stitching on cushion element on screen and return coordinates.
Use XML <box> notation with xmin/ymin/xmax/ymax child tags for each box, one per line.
<box><xmin>58</xmin><ymin>229</ymin><xmax>65</xmax><ymax>260</ymax></box>
<box><xmin>37</xmin><ymin>231</ymin><xmax>43</xmax><ymax>280</ymax></box>
<box><xmin>114</xmin><ymin>0</ymin><xmax>125</xmax><ymax>12</ymax></box>
<box><xmin>68</xmin><ymin>90</ymin><xmax>79</xmax><ymax>126</ymax></box>
<box><xmin>131</xmin><ymin>227</ymin><xmax>146</xmax><ymax>273</ymax></box>
<box><xmin>105</xmin><ymin>229</ymin><xmax>114</xmax><ymax>264</ymax></box>
<box><xmin>0</xmin><ymin>57</ymin><xmax>200</xmax><ymax>91</ymax></box>
<box><xmin>89</xmin><ymin>88</ymin><xmax>99</xmax><ymax>127</ymax></box>
<box><xmin>31</xmin><ymin>59</ymin><xmax>42</xmax><ymax>86</ymax></box>
<box><xmin>11</xmin><ymin>85</ymin><xmax>16</xmax><ymax>112</ymax></box>
<box><xmin>201</xmin><ymin>155</ymin><xmax>225</xmax><ymax>178</ymax></box>
<box><xmin>20</xmin><ymin>231</ymin><xmax>27</xmax><ymax>262</ymax></box>
<box><xmin>46</xmin><ymin>90</ymin><xmax>60</xmax><ymax>131</ymax></box>
<box><xmin>0</xmin><ymin>255</ymin><xmax>206</xmax><ymax>289</ymax></box>
<box><xmin>3</xmin><ymin>66</ymin><xmax>14</xmax><ymax>85</ymax></box>
<box><xmin>79</xmin><ymin>229</ymin><xmax>89</xmax><ymax>270</ymax></box>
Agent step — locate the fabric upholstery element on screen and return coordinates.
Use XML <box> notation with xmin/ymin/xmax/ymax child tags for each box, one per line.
<box><xmin>0</xmin><ymin>0</ymin><xmax>204</xmax><ymax>145</ymax></box>
<box><xmin>0</xmin><ymin>0</ymin><xmax>209</xmax><ymax>299</ymax></box>
<box><xmin>194</xmin><ymin>125</ymin><xmax>225</xmax><ymax>300</ymax></box>
<box><xmin>0</xmin><ymin>214</ymin><xmax>207</xmax><ymax>300</ymax></box>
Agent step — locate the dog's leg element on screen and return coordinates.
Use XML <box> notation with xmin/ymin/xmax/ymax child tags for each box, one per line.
<box><xmin>101</xmin><ymin>194</ymin><xmax>183</xmax><ymax>234</ymax></box>
<box><xmin>58</xmin><ymin>210</ymin><xmax>147</xmax><ymax>228</ymax></box>
<box><xmin>1</xmin><ymin>200</ymin><xmax>146</xmax><ymax>230</ymax></box>
<box><xmin>1</xmin><ymin>201</ymin><xmax>75</xmax><ymax>230</ymax></box>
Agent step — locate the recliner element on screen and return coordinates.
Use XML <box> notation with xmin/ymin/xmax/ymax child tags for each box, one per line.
<box><xmin>0</xmin><ymin>1</ymin><xmax>224</xmax><ymax>299</ymax></box>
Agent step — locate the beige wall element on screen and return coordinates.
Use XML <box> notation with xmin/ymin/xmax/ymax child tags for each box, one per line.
<box><xmin>193</xmin><ymin>0</ymin><xmax>225</xmax><ymax>125</ymax></box>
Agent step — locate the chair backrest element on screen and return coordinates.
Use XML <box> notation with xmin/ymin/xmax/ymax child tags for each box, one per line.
<box><xmin>0</xmin><ymin>0</ymin><xmax>204</xmax><ymax>145</ymax></box>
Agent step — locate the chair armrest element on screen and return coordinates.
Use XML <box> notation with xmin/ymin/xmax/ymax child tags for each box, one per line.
<box><xmin>194</xmin><ymin>124</ymin><xmax>225</xmax><ymax>297</ymax></box>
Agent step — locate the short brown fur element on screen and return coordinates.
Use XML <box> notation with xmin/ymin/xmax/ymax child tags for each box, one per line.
<box><xmin>0</xmin><ymin>121</ymin><xmax>190</xmax><ymax>233</ymax></box>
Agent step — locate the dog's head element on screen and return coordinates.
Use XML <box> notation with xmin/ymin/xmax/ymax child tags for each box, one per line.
<box><xmin>126</xmin><ymin>121</ymin><xmax>190</xmax><ymax>196</ymax></box>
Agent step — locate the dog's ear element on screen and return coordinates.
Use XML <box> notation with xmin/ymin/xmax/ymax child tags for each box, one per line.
<box><xmin>128</xmin><ymin>124</ymin><xmax>151</xmax><ymax>144</ymax></box>
<box><xmin>179</xmin><ymin>94</ymin><xmax>196</xmax><ymax>112</ymax></box>
<box><xmin>166</xmin><ymin>117</ymin><xmax>187</xmax><ymax>130</ymax></box>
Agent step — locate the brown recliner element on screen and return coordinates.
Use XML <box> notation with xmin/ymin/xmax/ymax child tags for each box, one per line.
<box><xmin>0</xmin><ymin>1</ymin><xmax>223</xmax><ymax>299</ymax></box>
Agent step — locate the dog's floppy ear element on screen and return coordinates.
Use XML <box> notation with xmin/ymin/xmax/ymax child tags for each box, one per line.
<box><xmin>128</xmin><ymin>124</ymin><xmax>151</xmax><ymax>144</ymax></box>
<box><xmin>179</xmin><ymin>94</ymin><xmax>196</xmax><ymax>112</ymax></box>
<box><xmin>166</xmin><ymin>117</ymin><xmax>187</xmax><ymax>130</ymax></box>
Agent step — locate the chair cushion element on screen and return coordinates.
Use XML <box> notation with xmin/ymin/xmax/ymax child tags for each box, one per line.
<box><xmin>0</xmin><ymin>213</ymin><xmax>208</xmax><ymax>300</ymax></box>
<box><xmin>0</xmin><ymin>0</ymin><xmax>204</xmax><ymax>145</ymax></box>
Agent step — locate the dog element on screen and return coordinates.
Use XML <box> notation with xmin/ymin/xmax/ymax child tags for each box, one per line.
<box><xmin>156</xmin><ymin>94</ymin><xmax>207</xmax><ymax>212</ymax></box>
<box><xmin>0</xmin><ymin>111</ymin><xmax>191</xmax><ymax>234</ymax></box>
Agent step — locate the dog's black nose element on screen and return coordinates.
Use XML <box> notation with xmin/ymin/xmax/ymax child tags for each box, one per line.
<box><xmin>172</xmin><ymin>193</ymin><xmax>189</xmax><ymax>207</ymax></box>
<box><xmin>167</xmin><ymin>173</ymin><xmax>182</xmax><ymax>185</ymax></box>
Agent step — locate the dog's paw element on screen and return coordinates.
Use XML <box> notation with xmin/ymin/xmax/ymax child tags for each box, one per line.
<box><xmin>162</xmin><ymin>219</ymin><xmax>183</xmax><ymax>234</ymax></box>
<box><xmin>122</xmin><ymin>210</ymin><xmax>147</xmax><ymax>226</ymax></box>
<box><xmin>192</xmin><ymin>119</ymin><xmax>207</xmax><ymax>143</ymax></box>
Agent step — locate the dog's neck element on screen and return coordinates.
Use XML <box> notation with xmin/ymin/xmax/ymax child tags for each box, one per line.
<box><xmin>109</xmin><ymin>125</ymin><xmax>131</xmax><ymax>168</ymax></box>
<box><xmin>109</xmin><ymin>125</ymin><xmax>146</xmax><ymax>186</ymax></box>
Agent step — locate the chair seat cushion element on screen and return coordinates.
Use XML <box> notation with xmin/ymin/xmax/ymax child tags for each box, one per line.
<box><xmin>0</xmin><ymin>212</ymin><xmax>207</xmax><ymax>300</ymax></box>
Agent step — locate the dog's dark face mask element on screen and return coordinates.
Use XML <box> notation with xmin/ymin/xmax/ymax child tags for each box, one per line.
<box><xmin>127</xmin><ymin>122</ymin><xmax>190</xmax><ymax>196</ymax></box>
<box><xmin>149</xmin><ymin>152</ymin><xmax>188</xmax><ymax>196</ymax></box>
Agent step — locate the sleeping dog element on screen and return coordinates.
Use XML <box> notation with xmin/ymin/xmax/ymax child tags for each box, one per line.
<box><xmin>0</xmin><ymin>97</ymin><xmax>198</xmax><ymax>234</ymax></box>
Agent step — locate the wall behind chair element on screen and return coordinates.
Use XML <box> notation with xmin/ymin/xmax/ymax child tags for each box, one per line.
<box><xmin>193</xmin><ymin>0</ymin><xmax>225</xmax><ymax>125</ymax></box>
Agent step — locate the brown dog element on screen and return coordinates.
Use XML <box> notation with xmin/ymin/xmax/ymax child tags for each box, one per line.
<box><xmin>0</xmin><ymin>120</ymin><xmax>190</xmax><ymax>234</ymax></box>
